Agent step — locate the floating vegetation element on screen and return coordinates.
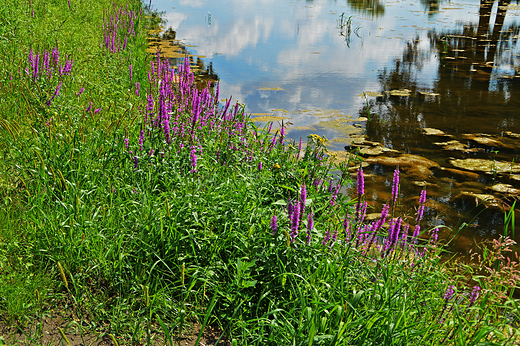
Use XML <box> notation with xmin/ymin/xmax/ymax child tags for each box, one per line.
<box><xmin>252</xmin><ymin>115</ymin><xmax>289</xmax><ymax>122</ymax></box>
<box><xmin>422</xmin><ymin>128</ymin><xmax>452</xmax><ymax>137</ymax></box>
<box><xmin>449</xmin><ymin>158</ymin><xmax>520</xmax><ymax>174</ymax></box>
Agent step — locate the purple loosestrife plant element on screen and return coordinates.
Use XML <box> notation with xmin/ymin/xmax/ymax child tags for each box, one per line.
<box><xmin>391</xmin><ymin>167</ymin><xmax>400</xmax><ymax>204</ymax></box>
<box><xmin>431</xmin><ymin>228</ymin><xmax>439</xmax><ymax>244</ymax></box>
<box><xmin>290</xmin><ymin>203</ymin><xmax>300</xmax><ymax>242</ymax></box>
<box><xmin>444</xmin><ymin>285</ymin><xmax>455</xmax><ymax>301</ymax></box>
<box><xmin>416</xmin><ymin>189</ymin><xmax>427</xmax><ymax>222</ymax></box>
<box><xmin>190</xmin><ymin>147</ymin><xmax>198</xmax><ymax>173</ymax></box>
<box><xmin>287</xmin><ymin>199</ymin><xmax>294</xmax><ymax>219</ymax></box>
<box><xmin>139</xmin><ymin>129</ymin><xmax>145</xmax><ymax>151</ymax></box>
<box><xmin>299</xmin><ymin>184</ymin><xmax>307</xmax><ymax>220</ymax></box>
<box><xmin>469</xmin><ymin>286</ymin><xmax>481</xmax><ymax>306</ymax></box>
<box><xmin>270</xmin><ymin>215</ymin><xmax>277</xmax><ymax>235</ymax></box>
<box><xmin>322</xmin><ymin>230</ymin><xmax>331</xmax><ymax>246</ymax></box>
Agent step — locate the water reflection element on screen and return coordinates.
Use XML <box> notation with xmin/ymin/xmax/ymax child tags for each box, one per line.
<box><xmin>151</xmin><ymin>0</ymin><xmax>520</xmax><ymax>252</ymax></box>
<box><xmin>361</xmin><ymin>0</ymin><xmax>520</xmax><ymax>251</ymax></box>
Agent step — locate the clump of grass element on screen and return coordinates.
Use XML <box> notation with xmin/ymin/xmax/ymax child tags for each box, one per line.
<box><xmin>0</xmin><ymin>0</ymin><xmax>519</xmax><ymax>344</ymax></box>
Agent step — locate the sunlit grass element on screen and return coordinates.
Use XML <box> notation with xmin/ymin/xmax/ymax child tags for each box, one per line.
<box><xmin>0</xmin><ymin>0</ymin><xmax>519</xmax><ymax>345</ymax></box>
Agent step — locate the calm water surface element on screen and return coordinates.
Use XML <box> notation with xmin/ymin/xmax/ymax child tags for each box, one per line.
<box><xmin>150</xmin><ymin>0</ymin><xmax>520</xmax><ymax>253</ymax></box>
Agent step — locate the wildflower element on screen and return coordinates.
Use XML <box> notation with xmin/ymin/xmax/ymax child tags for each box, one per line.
<box><xmin>135</xmin><ymin>82</ymin><xmax>140</xmax><ymax>96</ymax></box>
<box><xmin>391</xmin><ymin>167</ymin><xmax>399</xmax><ymax>203</ymax></box>
<box><xmin>431</xmin><ymin>228</ymin><xmax>439</xmax><ymax>244</ymax></box>
<box><xmin>300</xmin><ymin>184</ymin><xmax>307</xmax><ymax>218</ymax></box>
<box><xmin>139</xmin><ymin>129</ymin><xmax>145</xmax><ymax>151</ymax></box>
<box><xmin>322</xmin><ymin>230</ymin><xmax>331</xmax><ymax>246</ymax></box>
<box><xmin>469</xmin><ymin>286</ymin><xmax>481</xmax><ymax>306</ymax></box>
<box><xmin>290</xmin><ymin>203</ymin><xmax>300</xmax><ymax>241</ymax></box>
<box><xmin>129</xmin><ymin>64</ymin><xmax>132</xmax><ymax>80</ymax></box>
<box><xmin>287</xmin><ymin>199</ymin><xmax>294</xmax><ymax>218</ymax></box>
<box><xmin>258</xmin><ymin>161</ymin><xmax>262</xmax><ymax>171</ymax></box>
<box><xmin>86</xmin><ymin>101</ymin><xmax>93</xmax><ymax>113</ymax></box>
<box><xmin>94</xmin><ymin>108</ymin><xmax>102</xmax><ymax>115</ymax></box>
<box><xmin>133</xmin><ymin>156</ymin><xmax>139</xmax><ymax>169</ymax></box>
<box><xmin>124</xmin><ymin>138</ymin><xmax>129</xmax><ymax>150</ymax></box>
<box><xmin>52</xmin><ymin>47</ymin><xmax>59</xmax><ymax>65</ymax></box>
<box><xmin>279</xmin><ymin>126</ymin><xmax>285</xmax><ymax>145</ymax></box>
<box><xmin>416</xmin><ymin>189</ymin><xmax>427</xmax><ymax>222</ymax></box>
<box><xmin>444</xmin><ymin>285</ymin><xmax>455</xmax><ymax>301</ymax></box>
<box><xmin>357</xmin><ymin>167</ymin><xmax>364</xmax><ymax>197</ymax></box>
<box><xmin>190</xmin><ymin>147</ymin><xmax>197</xmax><ymax>173</ymax></box>
<box><xmin>76</xmin><ymin>87</ymin><xmax>85</xmax><ymax>96</ymax></box>
<box><xmin>270</xmin><ymin>215</ymin><xmax>277</xmax><ymax>235</ymax></box>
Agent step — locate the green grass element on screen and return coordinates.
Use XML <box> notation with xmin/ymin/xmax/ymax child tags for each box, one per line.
<box><xmin>0</xmin><ymin>0</ymin><xmax>519</xmax><ymax>345</ymax></box>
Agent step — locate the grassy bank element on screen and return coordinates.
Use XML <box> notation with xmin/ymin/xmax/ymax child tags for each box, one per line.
<box><xmin>1</xmin><ymin>0</ymin><xmax>519</xmax><ymax>345</ymax></box>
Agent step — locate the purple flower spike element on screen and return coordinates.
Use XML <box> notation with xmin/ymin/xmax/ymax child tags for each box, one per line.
<box><xmin>357</xmin><ymin>167</ymin><xmax>364</xmax><ymax>197</ymax></box>
<box><xmin>85</xmin><ymin>101</ymin><xmax>93</xmax><ymax>113</ymax></box>
<box><xmin>139</xmin><ymin>129</ymin><xmax>145</xmax><ymax>151</ymax></box>
<box><xmin>52</xmin><ymin>47</ymin><xmax>59</xmax><ymax>65</ymax></box>
<box><xmin>76</xmin><ymin>87</ymin><xmax>85</xmax><ymax>96</ymax></box>
<box><xmin>124</xmin><ymin>138</ymin><xmax>129</xmax><ymax>150</ymax></box>
<box><xmin>416</xmin><ymin>189</ymin><xmax>427</xmax><ymax>222</ymax></box>
<box><xmin>94</xmin><ymin>108</ymin><xmax>102</xmax><ymax>115</ymax></box>
<box><xmin>392</xmin><ymin>168</ymin><xmax>400</xmax><ymax>203</ymax></box>
<box><xmin>190</xmin><ymin>147</ymin><xmax>198</xmax><ymax>173</ymax></box>
<box><xmin>270</xmin><ymin>215</ymin><xmax>277</xmax><ymax>235</ymax></box>
<box><xmin>287</xmin><ymin>200</ymin><xmax>294</xmax><ymax>218</ymax></box>
<box><xmin>290</xmin><ymin>203</ymin><xmax>300</xmax><ymax>241</ymax></box>
<box><xmin>133</xmin><ymin>156</ymin><xmax>139</xmax><ymax>169</ymax></box>
<box><xmin>431</xmin><ymin>227</ymin><xmax>439</xmax><ymax>244</ymax></box>
<box><xmin>469</xmin><ymin>286</ymin><xmax>481</xmax><ymax>306</ymax></box>
<box><xmin>300</xmin><ymin>184</ymin><xmax>307</xmax><ymax>218</ymax></box>
<box><xmin>258</xmin><ymin>161</ymin><xmax>262</xmax><ymax>171</ymax></box>
<box><xmin>129</xmin><ymin>64</ymin><xmax>133</xmax><ymax>80</ymax></box>
<box><xmin>444</xmin><ymin>285</ymin><xmax>455</xmax><ymax>301</ymax></box>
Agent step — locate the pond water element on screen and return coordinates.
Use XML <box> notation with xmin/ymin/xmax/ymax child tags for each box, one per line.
<box><xmin>150</xmin><ymin>0</ymin><xmax>520</xmax><ymax>254</ymax></box>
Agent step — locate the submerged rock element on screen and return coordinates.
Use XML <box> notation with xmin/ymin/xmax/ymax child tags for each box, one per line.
<box><xmin>422</xmin><ymin>128</ymin><xmax>453</xmax><ymax>137</ymax></box>
<box><xmin>461</xmin><ymin>133</ymin><xmax>518</xmax><ymax>150</ymax></box>
<box><xmin>365</xmin><ymin>154</ymin><xmax>440</xmax><ymax>181</ymax></box>
<box><xmin>434</xmin><ymin>140</ymin><xmax>481</xmax><ymax>153</ymax></box>
<box><xmin>453</xmin><ymin>192</ymin><xmax>505</xmax><ymax>211</ymax></box>
<box><xmin>504</xmin><ymin>131</ymin><xmax>520</xmax><ymax>139</ymax></box>
<box><xmin>489</xmin><ymin>183</ymin><xmax>520</xmax><ymax>195</ymax></box>
<box><xmin>437</xmin><ymin>167</ymin><xmax>480</xmax><ymax>181</ymax></box>
<box><xmin>449</xmin><ymin>158</ymin><xmax>520</xmax><ymax>174</ymax></box>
